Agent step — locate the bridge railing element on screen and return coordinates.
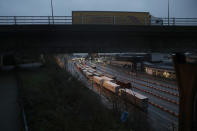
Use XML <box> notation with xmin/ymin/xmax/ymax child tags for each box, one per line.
<box><xmin>0</xmin><ymin>16</ymin><xmax>197</xmax><ymax>26</ymax></box>
<box><xmin>0</xmin><ymin>16</ymin><xmax>72</xmax><ymax>25</ymax></box>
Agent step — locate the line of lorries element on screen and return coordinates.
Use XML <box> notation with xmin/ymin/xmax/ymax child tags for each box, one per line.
<box><xmin>75</xmin><ymin>62</ymin><xmax>149</xmax><ymax>111</ymax></box>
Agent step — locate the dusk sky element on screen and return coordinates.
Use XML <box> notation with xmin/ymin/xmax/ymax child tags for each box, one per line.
<box><xmin>0</xmin><ymin>0</ymin><xmax>197</xmax><ymax>17</ymax></box>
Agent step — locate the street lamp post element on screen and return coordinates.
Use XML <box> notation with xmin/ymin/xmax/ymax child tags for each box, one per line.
<box><xmin>50</xmin><ymin>0</ymin><xmax>54</xmax><ymax>24</ymax></box>
<box><xmin>168</xmin><ymin>0</ymin><xmax>170</xmax><ymax>25</ymax></box>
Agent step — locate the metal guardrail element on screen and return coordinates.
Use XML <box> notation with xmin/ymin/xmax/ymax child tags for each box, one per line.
<box><xmin>0</xmin><ymin>16</ymin><xmax>197</xmax><ymax>26</ymax></box>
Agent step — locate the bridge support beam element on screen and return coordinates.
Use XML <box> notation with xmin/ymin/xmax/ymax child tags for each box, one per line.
<box><xmin>0</xmin><ymin>25</ymin><xmax>197</xmax><ymax>54</ymax></box>
<box><xmin>173</xmin><ymin>53</ymin><xmax>197</xmax><ymax>131</ymax></box>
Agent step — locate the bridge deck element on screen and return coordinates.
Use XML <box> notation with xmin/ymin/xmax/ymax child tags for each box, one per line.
<box><xmin>0</xmin><ymin>25</ymin><xmax>197</xmax><ymax>53</ymax></box>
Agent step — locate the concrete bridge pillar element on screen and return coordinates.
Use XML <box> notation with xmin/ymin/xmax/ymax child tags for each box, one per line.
<box><xmin>193</xmin><ymin>93</ymin><xmax>197</xmax><ymax>131</ymax></box>
<box><xmin>0</xmin><ymin>55</ymin><xmax>3</xmax><ymax>67</ymax></box>
<box><xmin>173</xmin><ymin>53</ymin><xmax>197</xmax><ymax>131</ymax></box>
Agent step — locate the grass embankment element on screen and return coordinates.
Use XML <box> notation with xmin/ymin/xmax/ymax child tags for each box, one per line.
<box><xmin>19</xmin><ymin>58</ymin><xmax>129</xmax><ymax>131</ymax></box>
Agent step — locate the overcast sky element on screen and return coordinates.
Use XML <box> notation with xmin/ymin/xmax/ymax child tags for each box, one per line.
<box><xmin>0</xmin><ymin>0</ymin><xmax>197</xmax><ymax>17</ymax></box>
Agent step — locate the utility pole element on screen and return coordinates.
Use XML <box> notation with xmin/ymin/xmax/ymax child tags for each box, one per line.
<box><xmin>50</xmin><ymin>0</ymin><xmax>54</xmax><ymax>24</ymax></box>
<box><xmin>168</xmin><ymin>0</ymin><xmax>170</xmax><ymax>25</ymax></box>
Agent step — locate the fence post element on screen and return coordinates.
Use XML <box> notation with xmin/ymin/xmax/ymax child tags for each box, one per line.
<box><xmin>14</xmin><ymin>16</ymin><xmax>17</xmax><ymax>25</ymax></box>
<box><xmin>113</xmin><ymin>16</ymin><xmax>116</xmax><ymax>25</ymax></box>
<box><xmin>82</xmin><ymin>16</ymin><xmax>84</xmax><ymax>24</ymax></box>
<box><xmin>48</xmin><ymin>16</ymin><xmax>50</xmax><ymax>25</ymax></box>
<box><xmin>53</xmin><ymin>16</ymin><xmax>55</xmax><ymax>24</ymax></box>
<box><xmin>65</xmin><ymin>16</ymin><xmax>67</xmax><ymax>24</ymax></box>
<box><xmin>173</xmin><ymin>17</ymin><xmax>175</xmax><ymax>26</ymax></box>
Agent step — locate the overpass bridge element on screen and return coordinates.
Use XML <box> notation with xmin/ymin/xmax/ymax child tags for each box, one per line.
<box><xmin>0</xmin><ymin>16</ymin><xmax>197</xmax><ymax>54</ymax></box>
<box><xmin>0</xmin><ymin>16</ymin><xmax>197</xmax><ymax>131</ymax></box>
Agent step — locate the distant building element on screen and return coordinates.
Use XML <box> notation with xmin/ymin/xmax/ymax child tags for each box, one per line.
<box><xmin>115</xmin><ymin>53</ymin><xmax>151</xmax><ymax>62</ymax></box>
<box><xmin>143</xmin><ymin>62</ymin><xmax>176</xmax><ymax>80</ymax></box>
<box><xmin>72</xmin><ymin>11</ymin><xmax>151</xmax><ymax>25</ymax></box>
<box><xmin>151</xmin><ymin>53</ymin><xmax>172</xmax><ymax>62</ymax></box>
<box><xmin>186</xmin><ymin>54</ymin><xmax>197</xmax><ymax>63</ymax></box>
<box><xmin>72</xmin><ymin>53</ymin><xmax>88</xmax><ymax>58</ymax></box>
<box><xmin>110</xmin><ymin>53</ymin><xmax>151</xmax><ymax>71</ymax></box>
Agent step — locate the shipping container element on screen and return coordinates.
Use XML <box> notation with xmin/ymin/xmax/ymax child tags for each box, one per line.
<box><xmin>93</xmin><ymin>76</ymin><xmax>104</xmax><ymax>85</ymax></box>
<box><xmin>85</xmin><ymin>72</ymin><xmax>93</xmax><ymax>79</ymax></box>
<box><xmin>102</xmin><ymin>81</ymin><xmax>120</xmax><ymax>94</ymax></box>
<box><xmin>100</xmin><ymin>76</ymin><xmax>115</xmax><ymax>82</ymax></box>
<box><xmin>119</xmin><ymin>89</ymin><xmax>148</xmax><ymax>111</ymax></box>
